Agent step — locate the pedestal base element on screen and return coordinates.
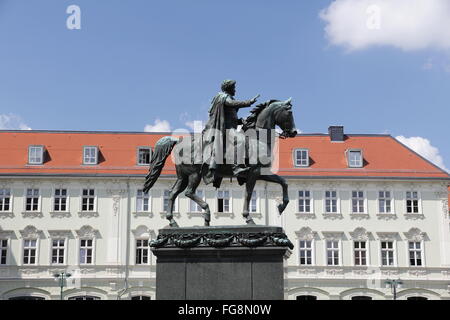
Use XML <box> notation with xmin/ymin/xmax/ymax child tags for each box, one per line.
<box><xmin>150</xmin><ymin>225</ymin><xmax>293</xmax><ymax>300</ymax></box>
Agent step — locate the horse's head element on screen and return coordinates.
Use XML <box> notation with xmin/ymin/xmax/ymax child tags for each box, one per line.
<box><xmin>271</xmin><ymin>98</ymin><xmax>297</xmax><ymax>138</ymax></box>
<box><xmin>248</xmin><ymin>98</ymin><xmax>297</xmax><ymax>137</ymax></box>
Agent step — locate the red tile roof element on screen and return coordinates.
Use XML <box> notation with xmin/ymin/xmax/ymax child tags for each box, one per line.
<box><xmin>278</xmin><ymin>135</ymin><xmax>449</xmax><ymax>179</ymax></box>
<box><xmin>0</xmin><ymin>130</ymin><xmax>448</xmax><ymax>180</ymax></box>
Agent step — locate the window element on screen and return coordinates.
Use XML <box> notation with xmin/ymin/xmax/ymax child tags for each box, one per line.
<box><xmin>131</xmin><ymin>296</ymin><xmax>151</xmax><ymax>300</ymax></box>
<box><xmin>189</xmin><ymin>190</ymin><xmax>204</xmax><ymax>213</ymax></box>
<box><xmin>217</xmin><ymin>190</ymin><xmax>230</xmax><ymax>213</ymax></box>
<box><xmin>163</xmin><ymin>190</ymin><xmax>177</xmax><ymax>212</ymax></box>
<box><xmin>409</xmin><ymin>241</ymin><xmax>423</xmax><ymax>266</ymax></box>
<box><xmin>23</xmin><ymin>239</ymin><xmax>37</xmax><ymax>265</ymax></box>
<box><xmin>351</xmin><ymin>191</ymin><xmax>365</xmax><ymax>213</ymax></box>
<box><xmin>0</xmin><ymin>239</ymin><xmax>7</xmax><ymax>265</ymax></box>
<box><xmin>296</xmin><ymin>295</ymin><xmax>317</xmax><ymax>300</ymax></box>
<box><xmin>354</xmin><ymin>241</ymin><xmax>367</xmax><ymax>266</ymax></box>
<box><xmin>137</xmin><ymin>147</ymin><xmax>151</xmax><ymax>166</ymax></box>
<box><xmin>51</xmin><ymin>239</ymin><xmax>66</xmax><ymax>265</ymax></box>
<box><xmin>250</xmin><ymin>191</ymin><xmax>257</xmax><ymax>213</ymax></box>
<box><xmin>54</xmin><ymin>189</ymin><xmax>68</xmax><ymax>211</ymax></box>
<box><xmin>351</xmin><ymin>296</ymin><xmax>372</xmax><ymax>300</ymax></box>
<box><xmin>0</xmin><ymin>189</ymin><xmax>11</xmax><ymax>211</ymax></box>
<box><xmin>79</xmin><ymin>239</ymin><xmax>93</xmax><ymax>264</ymax></box>
<box><xmin>83</xmin><ymin>146</ymin><xmax>98</xmax><ymax>165</ymax></box>
<box><xmin>28</xmin><ymin>146</ymin><xmax>44</xmax><ymax>165</ymax></box>
<box><xmin>135</xmin><ymin>239</ymin><xmax>149</xmax><ymax>265</ymax></box>
<box><xmin>69</xmin><ymin>296</ymin><xmax>100</xmax><ymax>300</ymax></box>
<box><xmin>324</xmin><ymin>191</ymin><xmax>338</xmax><ymax>213</ymax></box>
<box><xmin>298</xmin><ymin>190</ymin><xmax>311</xmax><ymax>213</ymax></box>
<box><xmin>381</xmin><ymin>241</ymin><xmax>395</xmax><ymax>266</ymax></box>
<box><xmin>299</xmin><ymin>240</ymin><xmax>313</xmax><ymax>265</ymax></box>
<box><xmin>81</xmin><ymin>189</ymin><xmax>95</xmax><ymax>211</ymax></box>
<box><xmin>294</xmin><ymin>149</ymin><xmax>309</xmax><ymax>167</ymax></box>
<box><xmin>406</xmin><ymin>191</ymin><xmax>419</xmax><ymax>213</ymax></box>
<box><xmin>136</xmin><ymin>189</ymin><xmax>150</xmax><ymax>212</ymax></box>
<box><xmin>378</xmin><ymin>191</ymin><xmax>392</xmax><ymax>213</ymax></box>
<box><xmin>25</xmin><ymin>189</ymin><xmax>39</xmax><ymax>211</ymax></box>
<box><xmin>9</xmin><ymin>296</ymin><xmax>45</xmax><ymax>300</ymax></box>
<box><xmin>326</xmin><ymin>240</ymin><xmax>340</xmax><ymax>266</ymax></box>
<box><xmin>347</xmin><ymin>150</ymin><xmax>363</xmax><ymax>167</ymax></box>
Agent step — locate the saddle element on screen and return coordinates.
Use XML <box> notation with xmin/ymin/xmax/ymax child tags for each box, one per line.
<box><xmin>201</xmin><ymin>164</ymin><xmax>248</xmax><ymax>188</ymax></box>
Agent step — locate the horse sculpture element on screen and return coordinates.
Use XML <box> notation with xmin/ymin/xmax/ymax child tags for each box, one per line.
<box><xmin>143</xmin><ymin>98</ymin><xmax>297</xmax><ymax>227</ymax></box>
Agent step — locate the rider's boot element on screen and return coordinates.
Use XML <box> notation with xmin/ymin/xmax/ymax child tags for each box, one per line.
<box><xmin>232</xmin><ymin>165</ymin><xmax>249</xmax><ymax>176</ymax></box>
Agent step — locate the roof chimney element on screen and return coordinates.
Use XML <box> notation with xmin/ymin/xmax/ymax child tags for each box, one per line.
<box><xmin>328</xmin><ymin>126</ymin><xmax>344</xmax><ymax>142</ymax></box>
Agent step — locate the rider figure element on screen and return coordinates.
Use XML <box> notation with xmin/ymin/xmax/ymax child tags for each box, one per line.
<box><xmin>202</xmin><ymin>79</ymin><xmax>259</xmax><ymax>187</ymax></box>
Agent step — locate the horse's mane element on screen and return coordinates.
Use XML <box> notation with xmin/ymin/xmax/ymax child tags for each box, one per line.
<box><xmin>242</xmin><ymin>100</ymin><xmax>279</xmax><ymax>131</ymax></box>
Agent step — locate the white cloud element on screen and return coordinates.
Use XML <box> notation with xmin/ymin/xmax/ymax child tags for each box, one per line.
<box><xmin>396</xmin><ymin>135</ymin><xmax>449</xmax><ymax>172</ymax></box>
<box><xmin>0</xmin><ymin>113</ymin><xmax>31</xmax><ymax>130</ymax></box>
<box><xmin>143</xmin><ymin>119</ymin><xmax>171</xmax><ymax>132</ymax></box>
<box><xmin>320</xmin><ymin>0</ymin><xmax>450</xmax><ymax>51</ymax></box>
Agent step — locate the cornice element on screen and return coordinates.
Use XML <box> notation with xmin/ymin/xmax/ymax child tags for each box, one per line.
<box><xmin>322</xmin><ymin>231</ymin><xmax>345</xmax><ymax>241</ymax></box>
<box><xmin>0</xmin><ymin>212</ymin><xmax>14</xmax><ymax>219</ymax></box>
<box><xmin>78</xmin><ymin>211</ymin><xmax>99</xmax><ymax>218</ymax></box>
<box><xmin>21</xmin><ymin>211</ymin><xmax>43</xmax><ymax>219</ymax></box>
<box><xmin>49</xmin><ymin>211</ymin><xmax>71</xmax><ymax>218</ymax></box>
<box><xmin>0</xmin><ymin>229</ymin><xmax>15</xmax><ymax>238</ymax></box>
<box><xmin>48</xmin><ymin>230</ymin><xmax>73</xmax><ymax>238</ymax></box>
<box><xmin>376</xmin><ymin>232</ymin><xmax>399</xmax><ymax>241</ymax></box>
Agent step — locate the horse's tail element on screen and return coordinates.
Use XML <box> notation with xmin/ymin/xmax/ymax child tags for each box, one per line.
<box><xmin>143</xmin><ymin>136</ymin><xmax>180</xmax><ymax>193</ymax></box>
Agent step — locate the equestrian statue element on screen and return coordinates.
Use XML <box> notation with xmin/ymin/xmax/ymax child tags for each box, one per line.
<box><xmin>143</xmin><ymin>79</ymin><xmax>297</xmax><ymax>227</ymax></box>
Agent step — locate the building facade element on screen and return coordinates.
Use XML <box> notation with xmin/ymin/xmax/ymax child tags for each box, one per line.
<box><xmin>0</xmin><ymin>128</ymin><xmax>449</xmax><ymax>300</ymax></box>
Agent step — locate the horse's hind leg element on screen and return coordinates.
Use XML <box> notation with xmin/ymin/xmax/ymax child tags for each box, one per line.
<box><xmin>167</xmin><ymin>177</ymin><xmax>188</xmax><ymax>227</ymax></box>
<box><xmin>185</xmin><ymin>171</ymin><xmax>211</xmax><ymax>226</ymax></box>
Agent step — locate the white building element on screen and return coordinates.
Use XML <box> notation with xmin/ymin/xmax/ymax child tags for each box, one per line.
<box><xmin>0</xmin><ymin>128</ymin><xmax>449</xmax><ymax>300</ymax></box>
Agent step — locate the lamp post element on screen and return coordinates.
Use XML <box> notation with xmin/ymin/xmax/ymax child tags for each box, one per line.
<box><xmin>385</xmin><ymin>279</ymin><xmax>403</xmax><ymax>300</ymax></box>
<box><xmin>53</xmin><ymin>272</ymin><xmax>72</xmax><ymax>300</ymax></box>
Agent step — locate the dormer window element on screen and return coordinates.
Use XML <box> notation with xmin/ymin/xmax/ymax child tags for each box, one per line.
<box><xmin>28</xmin><ymin>145</ymin><xmax>44</xmax><ymax>165</ymax></box>
<box><xmin>83</xmin><ymin>146</ymin><xmax>98</xmax><ymax>165</ymax></box>
<box><xmin>347</xmin><ymin>149</ymin><xmax>363</xmax><ymax>168</ymax></box>
<box><xmin>137</xmin><ymin>147</ymin><xmax>151</xmax><ymax>166</ymax></box>
<box><xmin>294</xmin><ymin>149</ymin><xmax>309</xmax><ymax>167</ymax></box>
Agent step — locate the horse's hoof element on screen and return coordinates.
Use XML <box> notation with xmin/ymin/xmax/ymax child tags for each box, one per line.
<box><xmin>169</xmin><ymin>221</ymin><xmax>179</xmax><ymax>228</ymax></box>
<box><xmin>277</xmin><ymin>204</ymin><xmax>284</xmax><ymax>214</ymax></box>
<box><xmin>246</xmin><ymin>218</ymin><xmax>256</xmax><ymax>225</ymax></box>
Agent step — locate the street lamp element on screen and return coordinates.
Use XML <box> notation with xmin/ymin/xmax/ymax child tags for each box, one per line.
<box><xmin>385</xmin><ymin>279</ymin><xmax>403</xmax><ymax>300</ymax></box>
<box><xmin>53</xmin><ymin>272</ymin><xmax>72</xmax><ymax>300</ymax></box>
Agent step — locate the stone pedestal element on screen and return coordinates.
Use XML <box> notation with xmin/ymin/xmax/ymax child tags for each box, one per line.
<box><xmin>150</xmin><ymin>225</ymin><xmax>293</xmax><ymax>300</ymax></box>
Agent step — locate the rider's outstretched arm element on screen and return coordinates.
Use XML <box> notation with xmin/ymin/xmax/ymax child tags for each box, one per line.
<box><xmin>224</xmin><ymin>96</ymin><xmax>256</xmax><ymax>109</ymax></box>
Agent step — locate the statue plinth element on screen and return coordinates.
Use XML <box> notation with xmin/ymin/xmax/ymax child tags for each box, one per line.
<box><xmin>150</xmin><ymin>225</ymin><xmax>293</xmax><ymax>300</ymax></box>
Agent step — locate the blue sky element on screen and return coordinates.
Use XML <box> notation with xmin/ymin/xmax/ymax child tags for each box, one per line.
<box><xmin>0</xmin><ymin>0</ymin><xmax>448</xmax><ymax>171</ymax></box>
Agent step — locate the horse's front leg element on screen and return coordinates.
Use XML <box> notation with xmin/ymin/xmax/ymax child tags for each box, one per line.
<box><xmin>243</xmin><ymin>178</ymin><xmax>257</xmax><ymax>225</ymax></box>
<box><xmin>257</xmin><ymin>174</ymin><xmax>289</xmax><ymax>214</ymax></box>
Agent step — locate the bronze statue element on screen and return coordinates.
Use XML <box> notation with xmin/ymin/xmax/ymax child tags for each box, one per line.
<box><xmin>143</xmin><ymin>80</ymin><xmax>297</xmax><ymax>227</ymax></box>
<box><xmin>202</xmin><ymin>79</ymin><xmax>260</xmax><ymax>188</ymax></box>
